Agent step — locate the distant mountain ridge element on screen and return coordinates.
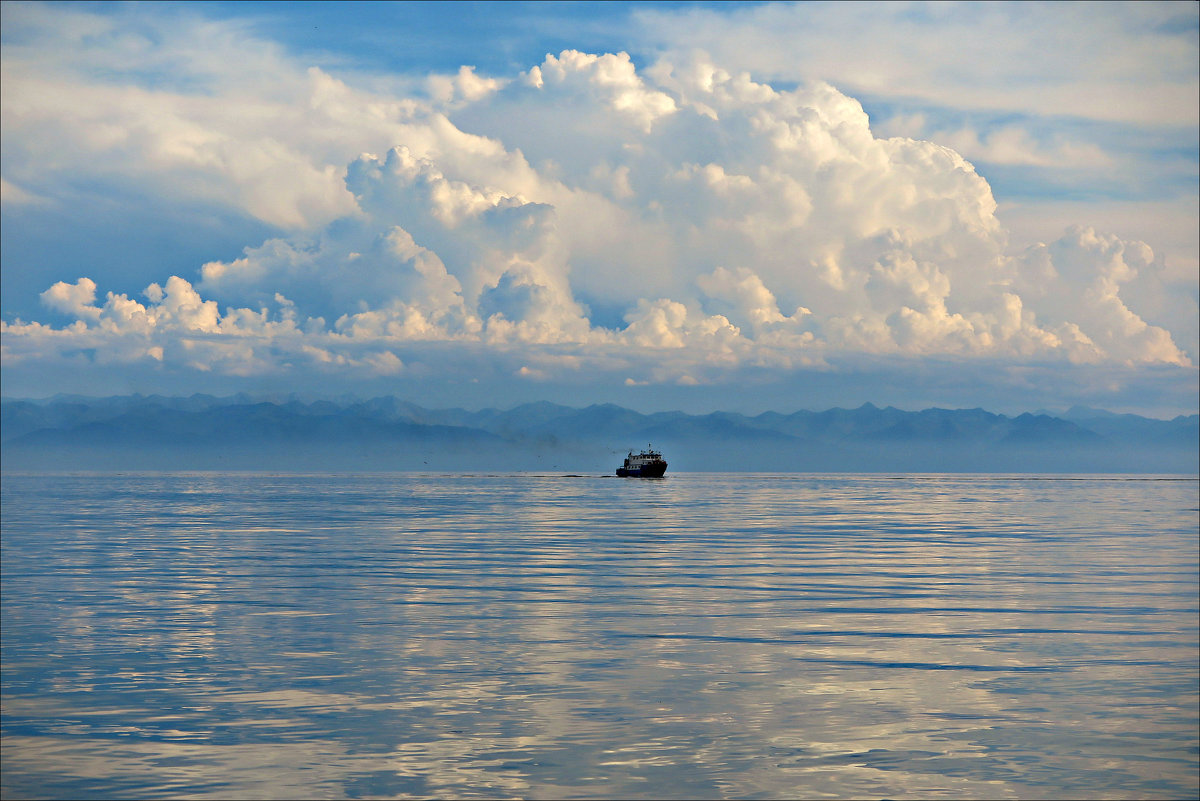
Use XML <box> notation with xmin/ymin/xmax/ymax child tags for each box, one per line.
<box><xmin>2</xmin><ymin>395</ymin><xmax>1196</xmax><ymax>473</ymax></box>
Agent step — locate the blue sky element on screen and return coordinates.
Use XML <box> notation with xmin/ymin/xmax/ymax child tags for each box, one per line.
<box><xmin>2</xmin><ymin>1</ymin><xmax>1197</xmax><ymax>415</ymax></box>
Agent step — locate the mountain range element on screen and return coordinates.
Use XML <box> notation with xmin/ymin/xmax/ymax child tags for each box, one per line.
<box><xmin>2</xmin><ymin>394</ymin><xmax>1196</xmax><ymax>473</ymax></box>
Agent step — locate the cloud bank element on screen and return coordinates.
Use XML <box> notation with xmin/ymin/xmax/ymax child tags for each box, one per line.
<box><xmin>1</xmin><ymin>3</ymin><xmax>1196</xmax><ymax>412</ymax></box>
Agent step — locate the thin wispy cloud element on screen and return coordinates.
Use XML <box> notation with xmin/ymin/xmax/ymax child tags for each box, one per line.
<box><xmin>633</xmin><ymin>1</ymin><xmax>1198</xmax><ymax>126</ymax></box>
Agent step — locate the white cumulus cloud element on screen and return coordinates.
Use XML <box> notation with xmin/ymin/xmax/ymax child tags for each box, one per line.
<box><xmin>2</xmin><ymin>33</ymin><xmax>1194</xmax><ymax>400</ymax></box>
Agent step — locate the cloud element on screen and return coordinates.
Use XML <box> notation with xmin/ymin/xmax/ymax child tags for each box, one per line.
<box><xmin>0</xmin><ymin>177</ymin><xmax>51</xmax><ymax>207</ymax></box>
<box><xmin>40</xmin><ymin>277</ymin><xmax>101</xmax><ymax>320</ymax></box>
<box><xmin>627</xmin><ymin>0</ymin><xmax>1198</xmax><ymax>252</ymax></box>
<box><xmin>1</xmin><ymin>3</ymin><xmax>429</xmax><ymax>230</ymax></box>
<box><xmin>884</xmin><ymin>124</ymin><xmax>1114</xmax><ymax>170</ymax></box>
<box><xmin>1013</xmin><ymin>226</ymin><xmax>1191</xmax><ymax>365</ymax></box>
<box><xmin>428</xmin><ymin>66</ymin><xmax>505</xmax><ymax>106</ymax></box>
<box><xmin>631</xmin><ymin>2</ymin><xmax>1199</xmax><ymax>128</ymax></box>
<box><xmin>527</xmin><ymin>50</ymin><xmax>678</xmax><ymax>133</ymax></box>
<box><xmin>1</xmin><ymin>18</ymin><xmax>1194</xmax><ymax>409</ymax></box>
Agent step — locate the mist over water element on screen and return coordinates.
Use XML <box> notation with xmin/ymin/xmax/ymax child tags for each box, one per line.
<box><xmin>2</xmin><ymin>472</ymin><xmax>1197</xmax><ymax>799</ymax></box>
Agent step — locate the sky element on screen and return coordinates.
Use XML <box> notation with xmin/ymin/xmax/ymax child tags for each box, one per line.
<box><xmin>2</xmin><ymin>1</ymin><xmax>1197</xmax><ymax>416</ymax></box>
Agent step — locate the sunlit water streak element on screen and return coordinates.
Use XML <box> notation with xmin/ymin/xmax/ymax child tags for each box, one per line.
<box><xmin>2</xmin><ymin>472</ymin><xmax>1197</xmax><ymax>799</ymax></box>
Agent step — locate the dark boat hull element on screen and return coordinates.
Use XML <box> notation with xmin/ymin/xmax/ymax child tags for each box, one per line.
<box><xmin>616</xmin><ymin>462</ymin><xmax>667</xmax><ymax>477</ymax></box>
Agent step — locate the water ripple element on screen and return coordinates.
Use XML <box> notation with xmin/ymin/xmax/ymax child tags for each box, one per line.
<box><xmin>2</xmin><ymin>472</ymin><xmax>1197</xmax><ymax>799</ymax></box>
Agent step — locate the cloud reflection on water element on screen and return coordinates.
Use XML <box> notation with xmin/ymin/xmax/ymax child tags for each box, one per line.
<box><xmin>1</xmin><ymin>473</ymin><xmax>1196</xmax><ymax>798</ymax></box>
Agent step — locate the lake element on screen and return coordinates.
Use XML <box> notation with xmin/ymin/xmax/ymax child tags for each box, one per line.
<box><xmin>2</xmin><ymin>472</ymin><xmax>1197</xmax><ymax>799</ymax></box>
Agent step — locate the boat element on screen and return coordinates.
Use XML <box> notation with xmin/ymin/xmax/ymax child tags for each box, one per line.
<box><xmin>616</xmin><ymin>446</ymin><xmax>667</xmax><ymax>477</ymax></box>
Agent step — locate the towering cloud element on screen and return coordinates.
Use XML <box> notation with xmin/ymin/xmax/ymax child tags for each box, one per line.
<box><xmin>1</xmin><ymin>37</ymin><xmax>1194</xmax><ymax>403</ymax></box>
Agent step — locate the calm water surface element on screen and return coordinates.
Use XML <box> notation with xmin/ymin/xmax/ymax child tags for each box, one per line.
<box><xmin>2</xmin><ymin>472</ymin><xmax>1197</xmax><ymax>799</ymax></box>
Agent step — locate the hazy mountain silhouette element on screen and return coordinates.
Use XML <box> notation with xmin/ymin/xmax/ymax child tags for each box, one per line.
<box><xmin>2</xmin><ymin>395</ymin><xmax>1195</xmax><ymax>472</ymax></box>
